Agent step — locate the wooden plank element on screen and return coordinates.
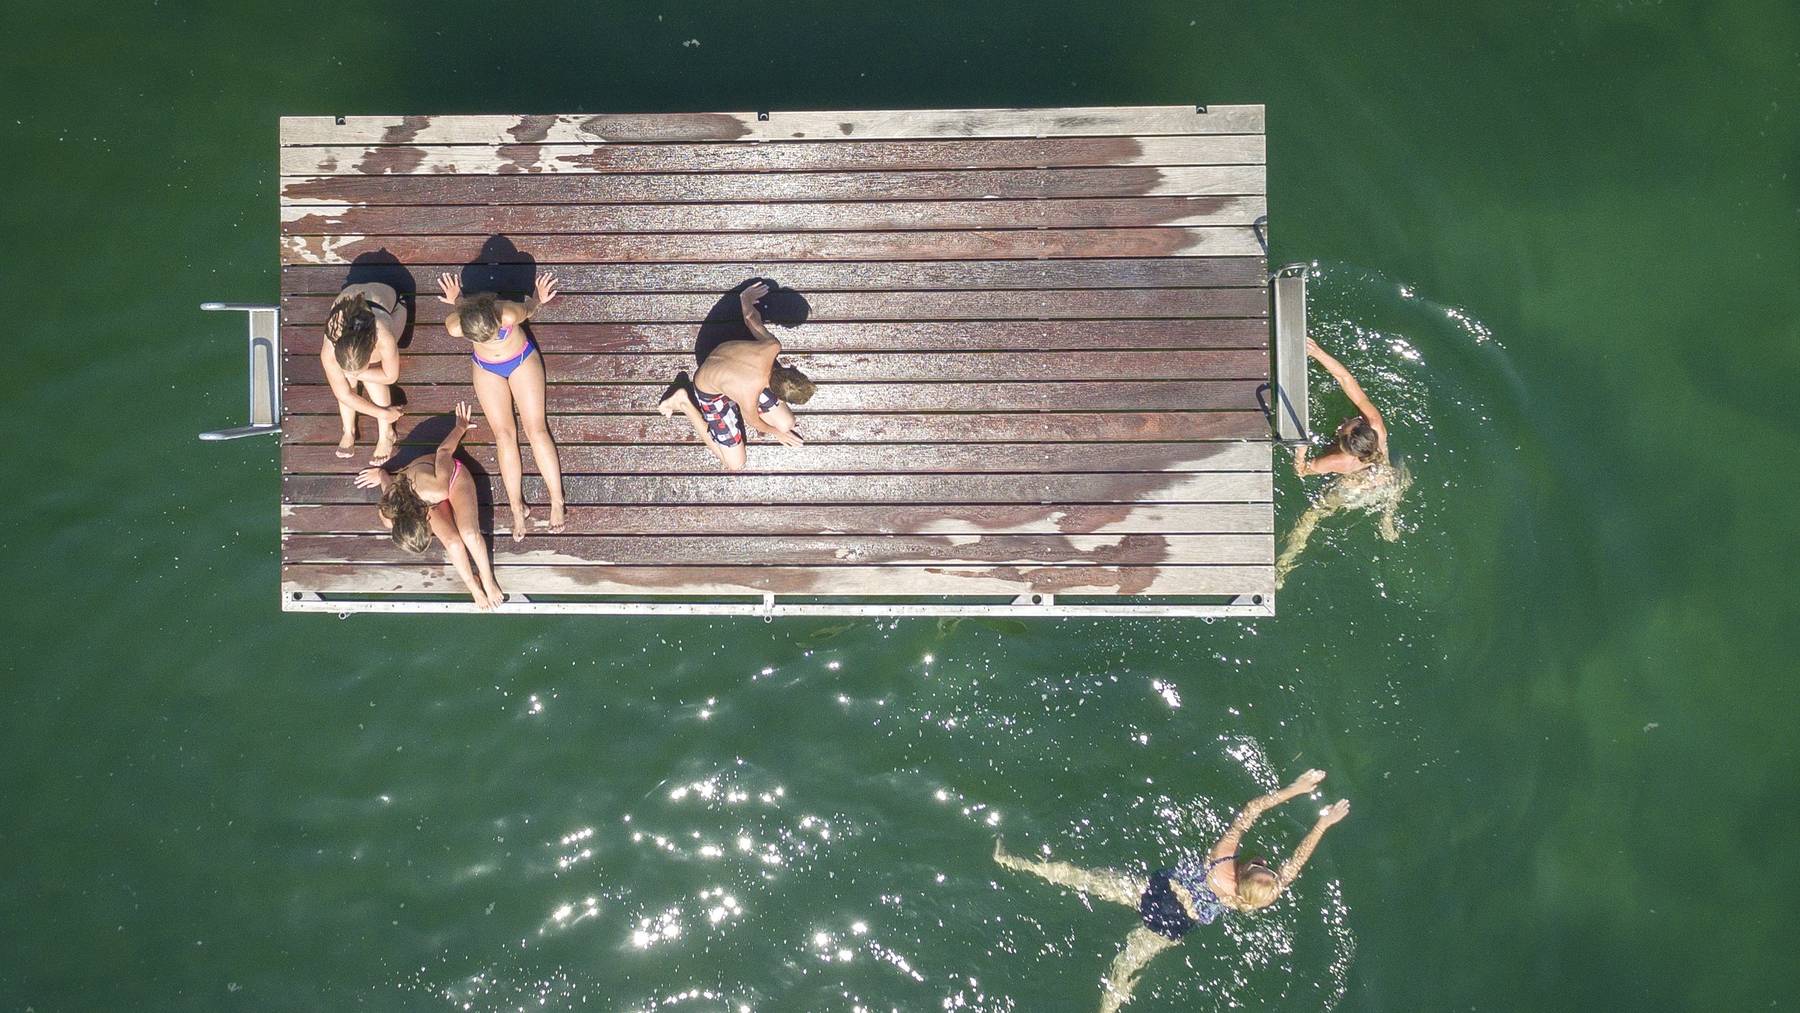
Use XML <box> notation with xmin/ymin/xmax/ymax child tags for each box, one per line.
<box><xmin>284</xmin><ymin>532</ymin><xmax>1273</xmax><ymax>567</ymax></box>
<box><xmin>279</xmin><ymin>289</ymin><xmax>1270</xmax><ymax>325</ymax></box>
<box><xmin>279</xmin><ymin>258</ymin><xmax>1270</xmax><ymax>295</ymax></box>
<box><xmin>281</xmin><ymin>501</ymin><xmax>1273</xmax><ymax>536</ymax></box>
<box><xmin>281</xmin><ymin>441</ymin><xmax>1272</xmax><ymax>476</ymax></box>
<box><xmin>282</xmin><ymin>349</ymin><xmax>1271</xmax><ymax>385</ymax></box>
<box><xmin>280</xmin><ymin>411</ymin><xmax>1273</xmax><ymax>446</ymax></box>
<box><xmin>281</xmin><ymin>380</ymin><xmax>1266</xmax><ymax>415</ymax></box>
<box><xmin>281</xmin><ymin>319</ymin><xmax>1268</xmax><ymax>354</ymax></box>
<box><xmin>281</xmin><ymin>227</ymin><xmax>1263</xmax><ymax>266</ymax></box>
<box><xmin>281</xmin><ymin>197</ymin><xmax>1269</xmax><ymax>236</ymax></box>
<box><xmin>278</xmin><ymin>107</ymin><xmax>1265</xmax><ymax>145</ymax></box>
<box><xmin>281</xmin><ymin>166</ymin><xmax>1269</xmax><ymax>206</ymax></box>
<box><xmin>281</xmin><ymin>471</ymin><xmax>1274</xmax><ymax>505</ymax></box>
<box><xmin>279</xmin><ymin>136</ymin><xmax>1265</xmax><ymax>177</ymax></box>
<box><xmin>1273</xmin><ymin>273</ymin><xmax>1310</xmax><ymax>442</ymax></box>
<box><xmin>281</xmin><ymin>562</ymin><xmax>1276</xmax><ymax>597</ymax></box>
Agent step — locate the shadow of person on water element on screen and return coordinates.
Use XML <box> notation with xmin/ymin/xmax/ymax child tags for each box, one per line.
<box><xmin>695</xmin><ymin>278</ymin><xmax>811</xmax><ymax>365</ymax></box>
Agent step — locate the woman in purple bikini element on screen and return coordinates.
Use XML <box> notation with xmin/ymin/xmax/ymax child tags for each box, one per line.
<box><xmin>995</xmin><ymin>769</ymin><xmax>1350</xmax><ymax>1012</ymax></box>
<box><xmin>436</xmin><ymin>271</ymin><xmax>568</xmax><ymax>541</ymax></box>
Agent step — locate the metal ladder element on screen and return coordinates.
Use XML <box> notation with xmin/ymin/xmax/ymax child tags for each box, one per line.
<box><xmin>197</xmin><ymin>303</ymin><xmax>281</xmax><ymax>441</ymax></box>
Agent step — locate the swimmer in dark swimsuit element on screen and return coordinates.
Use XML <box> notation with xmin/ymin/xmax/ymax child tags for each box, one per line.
<box><xmin>994</xmin><ymin>769</ymin><xmax>1350</xmax><ymax>1012</ymax></box>
<box><xmin>353</xmin><ymin>402</ymin><xmax>503</xmax><ymax>609</ymax></box>
<box><xmin>656</xmin><ymin>281</ymin><xmax>814</xmax><ymax>471</ymax></box>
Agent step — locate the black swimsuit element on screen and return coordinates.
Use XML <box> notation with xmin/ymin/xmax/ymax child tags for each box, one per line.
<box><xmin>1138</xmin><ymin>870</ymin><xmax>1198</xmax><ymax>939</ymax></box>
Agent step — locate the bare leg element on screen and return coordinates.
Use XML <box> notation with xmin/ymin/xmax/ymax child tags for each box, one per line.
<box><xmin>1098</xmin><ymin>926</ymin><xmax>1180</xmax><ymax>1013</ymax></box>
<box><xmin>430</xmin><ymin>503</ymin><xmax>489</xmax><ymax>608</ymax></box>
<box><xmin>659</xmin><ymin>380</ymin><xmax>742</xmax><ymax>470</ymax></box>
<box><xmin>993</xmin><ymin>839</ymin><xmax>1143</xmax><ymax>909</ymax></box>
<box><xmin>509</xmin><ymin>352</ymin><xmax>567</xmax><ymax>532</ymax></box>
<box><xmin>471</xmin><ymin>364</ymin><xmax>530</xmax><ymax>542</ymax></box>
<box><xmin>755</xmin><ymin>400</ymin><xmax>804</xmax><ymax>446</ymax></box>
<box><xmin>364</xmin><ymin>379</ymin><xmax>395</xmax><ymax>465</ymax></box>
<box><xmin>1274</xmin><ymin>496</ymin><xmax>1338</xmax><ymax>591</ymax></box>
<box><xmin>336</xmin><ymin>388</ymin><xmax>358</xmax><ymax>458</ymax></box>
<box><xmin>448</xmin><ymin>474</ymin><xmax>503</xmax><ymax>605</ymax></box>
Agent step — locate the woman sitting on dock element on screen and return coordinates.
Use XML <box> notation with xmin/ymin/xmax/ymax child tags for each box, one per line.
<box><xmin>656</xmin><ymin>281</ymin><xmax>814</xmax><ymax>471</ymax></box>
<box><xmin>354</xmin><ymin>402</ymin><xmax>504</xmax><ymax>610</ymax></box>
<box><xmin>436</xmin><ymin>271</ymin><xmax>568</xmax><ymax>540</ymax></box>
<box><xmin>321</xmin><ymin>282</ymin><xmax>406</xmax><ymax>465</ymax></box>
<box><xmin>995</xmin><ymin>770</ymin><xmax>1350</xmax><ymax>1013</ymax></box>
<box><xmin>1278</xmin><ymin>336</ymin><xmax>1410</xmax><ymax>588</ymax></box>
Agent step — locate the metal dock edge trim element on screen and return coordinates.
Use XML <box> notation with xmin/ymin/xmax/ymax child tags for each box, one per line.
<box><xmin>282</xmin><ymin>592</ymin><xmax>1276</xmax><ymax>619</ymax></box>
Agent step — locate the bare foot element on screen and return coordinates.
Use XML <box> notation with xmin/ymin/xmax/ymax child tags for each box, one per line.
<box><xmin>656</xmin><ymin>372</ymin><xmax>692</xmax><ymax>417</ymax></box>
<box><xmin>509</xmin><ymin>505</ymin><xmax>532</xmax><ymax>543</ymax></box>
<box><xmin>482</xmin><ymin>575</ymin><xmax>505</xmax><ymax>606</ymax></box>
<box><xmin>335</xmin><ymin>429</ymin><xmax>356</xmax><ymax>459</ymax></box>
<box><xmin>369</xmin><ymin>433</ymin><xmax>395</xmax><ymax>466</ymax></box>
<box><xmin>470</xmin><ymin>588</ymin><xmax>494</xmax><ymax>610</ymax></box>
<box><xmin>546</xmin><ymin>504</ymin><xmax>568</xmax><ymax>534</ymax></box>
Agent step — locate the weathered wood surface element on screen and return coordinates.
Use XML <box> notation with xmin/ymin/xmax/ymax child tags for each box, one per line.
<box><xmin>280</xmin><ymin>411</ymin><xmax>1272</xmax><ymax>447</ymax></box>
<box><xmin>277</xmin><ymin>105</ymin><xmax>1276</xmax><ymax>604</ymax></box>
<box><xmin>282</xmin><ymin>441</ymin><xmax>1271</xmax><ymax>475</ymax></box>
<box><xmin>283</xmin><ymin>380</ymin><xmax>1265</xmax><ymax>415</ymax></box>
<box><xmin>280</xmin><ymin>289</ymin><xmax>1269</xmax><ymax>325</ymax></box>
<box><xmin>282</xmin><ymin>502</ymin><xmax>1273</xmax><ymax>536</ymax></box>
<box><xmin>283</xmin><ymin>472</ymin><xmax>1274</xmax><ymax>506</ymax></box>
<box><xmin>278</xmin><ymin>106</ymin><xmax>1265</xmax><ymax>145</ymax></box>
<box><xmin>280</xmin><ymin>258</ymin><xmax>1269</xmax><ymax>294</ymax></box>
<box><xmin>283</xmin><ymin>349</ymin><xmax>1272</xmax><ymax>385</ymax></box>
<box><xmin>283</xmin><ymin>166</ymin><xmax>1267</xmax><ymax>205</ymax></box>
<box><xmin>282</xmin><ymin>196</ymin><xmax>1269</xmax><ymax>235</ymax></box>
<box><xmin>282</xmin><ymin>563</ymin><xmax>1275</xmax><ymax>598</ymax></box>
<box><xmin>279</xmin><ymin>136</ymin><xmax>1266</xmax><ymax>176</ymax></box>
<box><xmin>281</xmin><ymin>226</ymin><xmax>1263</xmax><ymax>265</ymax></box>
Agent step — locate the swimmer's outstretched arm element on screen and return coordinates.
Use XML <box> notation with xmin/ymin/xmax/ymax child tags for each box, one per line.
<box><xmin>1276</xmin><ymin>799</ymin><xmax>1350</xmax><ymax>888</ymax></box>
<box><xmin>1209</xmin><ymin>769</ymin><xmax>1327</xmax><ymax>861</ymax></box>
<box><xmin>1306</xmin><ymin>338</ymin><xmax>1387</xmax><ymax>447</ymax></box>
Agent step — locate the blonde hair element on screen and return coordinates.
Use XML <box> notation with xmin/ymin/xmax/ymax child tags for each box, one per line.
<box><xmin>1235</xmin><ymin>867</ymin><xmax>1282</xmax><ymax>909</ymax></box>
<box><xmin>378</xmin><ymin>473</ymin><xmax>433</xmax><ymax>553</ymax></box>
<box><xmin>456</xmin><ymin>293</ymin><xmax>501</xmax><ymax>343</ymax></box>
<box><xmin>769</xmin><ymin>359</ymin><xmax>815</xmax><ymax>404</ymax></box>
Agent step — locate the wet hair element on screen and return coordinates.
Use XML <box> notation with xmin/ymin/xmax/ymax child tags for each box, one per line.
<box><xmin>455</xmin><ymin>293</ymin><xmax>502</xmax><ymax>344</ymax></box>
<box><xmin>377</xmin><ymin>472</ymin><xmax>433</xmax><ymax>554</ymax></box>
<box><xmin>326</xmin><ymin>294</ymin><xmax>379</xmax><ymax>372</ymax></box>
<box><xmin>1341</xmin><ymin>417</ymin><xmax>1381</xmax><ymax>462</ymax></box>
<box><xmin>1236</xmin><ymin>865</ymin><xmax>1281</xmax><ymax>908</ymax></box>
<box><xmin>768</xmin><ymin>360</ymin><xmax>816</xmax><ymax>405</ymax></box>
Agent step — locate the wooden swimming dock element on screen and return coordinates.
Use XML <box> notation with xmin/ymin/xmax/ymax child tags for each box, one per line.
<box><xmin>268</xmin><ymin>105</ymin><xmax>1298</xmax><ymax>617</ymax></box>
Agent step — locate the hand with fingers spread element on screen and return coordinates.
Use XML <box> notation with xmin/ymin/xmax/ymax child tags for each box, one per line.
<box><xmin>773</xmin><ymin>428</ymin><xmax>805</xmax><ymax>448</ymax></box>
<box><xmin>533</xmin><ymin>272</ymin><xmax>560</xmax><ymax>308</ymax></box>
<box><xmin>353</xmin><ymin>466</ymin><xmax>390</xmax><ymax>490</ymax></box>
<box><xmin>1289</xmin><ymin>769</ymin><xmax>1327</xmax><ymax>794</ymax></box>
<box><xmin>1318</xmin><ymin>799</ymin><xmax>1351</xmax><ymax>827</ymax></box>
<box><xmin>740</xmin><ymin>280</ymin><xmax>771</xmax><ymax>308</ymax></box>
<box><xmin>437</xmin><ymin>273</ymin><xmax>463</xmax><ymax>305</ymax></box>
<box><xmin>452</xmin><ymin>400</ymin><xmax>478</xmax><ymax>433</ymax></box>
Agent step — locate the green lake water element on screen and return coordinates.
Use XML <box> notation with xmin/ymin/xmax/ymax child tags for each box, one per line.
<box><xmin>4</xmin><ymin>2</ymin><xmax>1797</xmax><ymax>1009</ymax></box>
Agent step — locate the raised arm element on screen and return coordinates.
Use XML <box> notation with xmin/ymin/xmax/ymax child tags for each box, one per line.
<box><xmin>497</xmin><ymin>272</ymin><xmax>561</xmax><ymax>329</ymax></box>
<box><xmin>434</xmin><ymin>402</ymin><xmax>477</xmax><ymax>486</ymax></box>
<box><xmin>1306</xmin><ymin>338</ymin><xmax>1386</xmax><ymax>441</ymax></box>
<box><xmin>1210</xmin><ymin>769</ymin><xmax>1327</xmax><ymax>861</ymax></box>
<box><xmin>739</xmin><ymin>281</ymin><xmax>781</xmax><ymax>348</ymax></box>
<box><xmin>1276</xmin><ymin>799</ymin><xmax>1349</xmax><ymax>888</ymax></box>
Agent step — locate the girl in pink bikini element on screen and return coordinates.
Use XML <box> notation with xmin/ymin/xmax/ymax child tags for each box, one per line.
<box><xmin>436</xmin><ymin>271</ymin><xmax>568</xmax><ymax>541</ymax></box>
<box><xmin>354</xmin><ymin>402</ymin><xmax>504</xmax><ymax>609</ymax></box>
